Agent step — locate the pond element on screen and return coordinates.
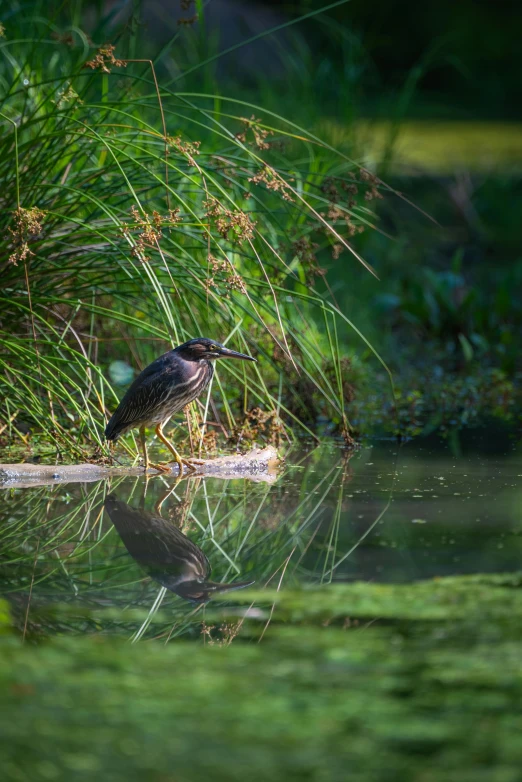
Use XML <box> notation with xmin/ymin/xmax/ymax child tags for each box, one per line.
<box><xmin>1</xmin><ymin>425</ymin><xmax>520</xmax><ymax>639</ymax></box>
<box><xmin>1</xmin><ymin>426</ymin><xmax>522</xmax><ymax>780</ymax></box>
<box><xmin>0</xmin><ymin>430</ymin><xmax>522</xmax><ymax>638</ymax></box>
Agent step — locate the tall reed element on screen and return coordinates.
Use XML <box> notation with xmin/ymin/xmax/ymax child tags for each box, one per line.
<box><xmin>0</xmin><ymin>3</ymin><xmax>392</xmax><ymax>459</ymax></box>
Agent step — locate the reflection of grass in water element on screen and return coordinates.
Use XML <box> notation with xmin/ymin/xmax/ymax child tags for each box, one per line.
<box><xmin>1</xmin><ymin>445</ymin><xmax>379</xmax><ymax>641</ymax></box>
<box><xmin>2</xmin><ymin>448</ymin><xmax>522</xmax><ymax>778</ymax></box>
<box><xmin>3</xmin><ymin>439</ymin><xmax>521</xmax><ymax>642</ymax></box>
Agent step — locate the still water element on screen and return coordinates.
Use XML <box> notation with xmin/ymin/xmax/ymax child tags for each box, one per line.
<box><xmin>1</xmin><ymin>426</ymin><xmax>521</xmax><ymax>642</ymax></box>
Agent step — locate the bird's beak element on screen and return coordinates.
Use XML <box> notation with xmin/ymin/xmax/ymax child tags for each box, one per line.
<box><xmin>217</xmin><ymin>347</ymin><xmax>256</xmax><ymax>362</ymax></box>
<box><xmin>181</xmin><ymin>579</ymin><xmax>254</xmax><ymax>602</ymax></box>
<box><xmin>203</xmin><ymin>580</ymin><xmax>255</xmax><ymax>593</ymax></box>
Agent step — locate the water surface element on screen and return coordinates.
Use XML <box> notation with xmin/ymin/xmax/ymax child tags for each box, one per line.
<box><xmin>1</xmin><ymin>426</ymin><xmax>520</xmax><ymax>642</ymax></box>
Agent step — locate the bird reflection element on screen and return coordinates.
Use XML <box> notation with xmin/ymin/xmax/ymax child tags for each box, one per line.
<box><xmin>104</xmin><ymin>494</ymin><xmax>254</xmax><ymax>603</ymax></box>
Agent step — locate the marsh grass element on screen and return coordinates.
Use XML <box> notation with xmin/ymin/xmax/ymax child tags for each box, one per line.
<box><xmin>0</xmin><ymin>1</ymin><xmax>397</xmax><ymax>460</ymax></box>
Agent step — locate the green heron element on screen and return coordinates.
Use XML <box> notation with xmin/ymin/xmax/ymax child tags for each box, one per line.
<box><xmin>105</xmin><ymin>337</ymin><xmax>256</xmax><ymax>475</ymax></box>
<box><xmin>104</xmin><ymin>494</ymin><xmax>254</xmax><ymax>602</ymax></box>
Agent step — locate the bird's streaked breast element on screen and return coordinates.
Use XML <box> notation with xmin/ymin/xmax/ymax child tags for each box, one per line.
<box><xmin>152</xmin><ymin>360</ymin><xmax>214</xmax><ymax>421</ymax></box>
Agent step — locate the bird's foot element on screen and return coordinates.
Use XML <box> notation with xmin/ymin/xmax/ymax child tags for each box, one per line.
<box><xmin>147</xmin><ymin>462</ymin><xmax>176</xmax><ymax>475</ymax></box>
<box><xmin>182</xmin><ymin>458</ymin><xmax>204</xmax><ymax>470</ymax></box>
<box><xmin>145</xmin><ymin>459</ymin><xmax>203</xmax><ymax>477</ymax></box>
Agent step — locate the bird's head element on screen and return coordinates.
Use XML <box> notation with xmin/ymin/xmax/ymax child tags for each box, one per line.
<box><xmin>175</xmin><ymin>337</ymin><xmax>256</xmax><ymax>363</ymax></box>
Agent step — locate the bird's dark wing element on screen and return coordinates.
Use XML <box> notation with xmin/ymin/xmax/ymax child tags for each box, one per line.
<box><xmin>104</xmin><ymin>495</ymin><xmax>209</xmax><ymax>577</ymax></box>
<box><xmin>105</xmin><ymin>352</ymin><xmax>183</xmax><ymax>439</ymax></box>
<box><xmin>104</xmin><ymin>496</ymin><xmax>254</xmax><ymax>603</ymax></box>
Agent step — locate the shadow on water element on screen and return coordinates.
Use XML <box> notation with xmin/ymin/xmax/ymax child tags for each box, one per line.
<box><xmin>0</xmin><ymin>423</ymin><xmax>521</xmax><ymax>642</ymax></box>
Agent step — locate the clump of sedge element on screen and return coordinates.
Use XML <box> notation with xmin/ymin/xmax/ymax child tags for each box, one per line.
<box><xmin>52</xmin><ymin>83</ymin><xmax>83</xmax><ymax>107</ymax></box>
<box><xmin>231</xmin><ymin>406</ymin><xmax>285</xmax><ymax>448</ymax></box>
<box><xmin>205</xmin><ymin>254</ymin><xmax>247</xmax><ymax>296</ymax></box>
<box><xmin>291</xmin><ymin>235</ymin><xmax>325</xmax><ymax>280</ymax></box>
<box><xmin>248</xmin><ymin>165</ymin><xmax>294</xmax><ymax>202</ymax></box>
<box><xmin>236</xmin><ymin>115</ymin><xmax>273</xmax><ymax>150</ymax></box>
<box><xmin>8</xmin><ymin>207</ymin><xmax>46</xmax><ymax>265</ymax></box>
<box><xmin>167</xmin><ymin>135</ymin><xmax>201</xmax><ymax>166</ymax></box>
<box><xmin>204</xmin><ymin>197</ymin><xmax>255</xmax><ymax>245</ymax></box>
<box><xmin>84</xmin><ymin>44</ymin><xmax>126</xmax><ymax>73</ymax></box>
<box><xmin>121</xmin><ymin>206</ymin><xmax>181</xmax><ymax>262</ymax></box>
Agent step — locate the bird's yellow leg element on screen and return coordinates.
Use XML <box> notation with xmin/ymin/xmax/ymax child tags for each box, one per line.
<box><xmin>140</xmin><ymin>425</ymin><xmax>171</xmax><ymax>474</ymax></box>
<box><xmin>139</xmin><ymin>426</ymin><xmax>149</xmax><ymax>470</ymax></box>
<box><xmin>155</xmin><ymin>423</ymin><xmax>197</xmax><ymax>477</ymax></box>
<box><xmin>154</xmin><ymin>477</ymin><xmax>183</xmax><ymax>515</ymax></box>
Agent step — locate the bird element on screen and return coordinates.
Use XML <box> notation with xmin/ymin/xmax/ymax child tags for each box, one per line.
<box><xmin>105</xmin><ymin>337</ymin><xmax>256</xmax><ymax>475</ymax></box>
<box><xmin>104</xmin><ymin>494</ymin><xmax>254</xmax><ymax>603</ymax></box>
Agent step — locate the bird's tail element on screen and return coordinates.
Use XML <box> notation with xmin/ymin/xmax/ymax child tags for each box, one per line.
<box><xmin>104</xmin><ymin>413</ymin><xmax>125</xmax><ymax>442</ymax></box>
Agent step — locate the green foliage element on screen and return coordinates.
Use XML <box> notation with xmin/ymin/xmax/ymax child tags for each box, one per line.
<box><xmin>375</xmin><ymin>257</ymin><xmax>522</xmax><ymax>371</ymax></box>
<box><xmin>0</xmin><ymin>2</ymin><xmax>393</xmax><ymax>457</ymax></box>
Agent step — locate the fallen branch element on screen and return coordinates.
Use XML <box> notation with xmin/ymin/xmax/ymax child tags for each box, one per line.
<box><xmin>0</xmin><ymin>446</ymin><xmax>281</xmax><ymax>488</ymax></box>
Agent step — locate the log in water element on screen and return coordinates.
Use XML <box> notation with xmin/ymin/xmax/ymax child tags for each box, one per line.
<box><xmin>0</xmin><ymin>446</ymin><xmax>280</xmax><ymax>487</ymax></box>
